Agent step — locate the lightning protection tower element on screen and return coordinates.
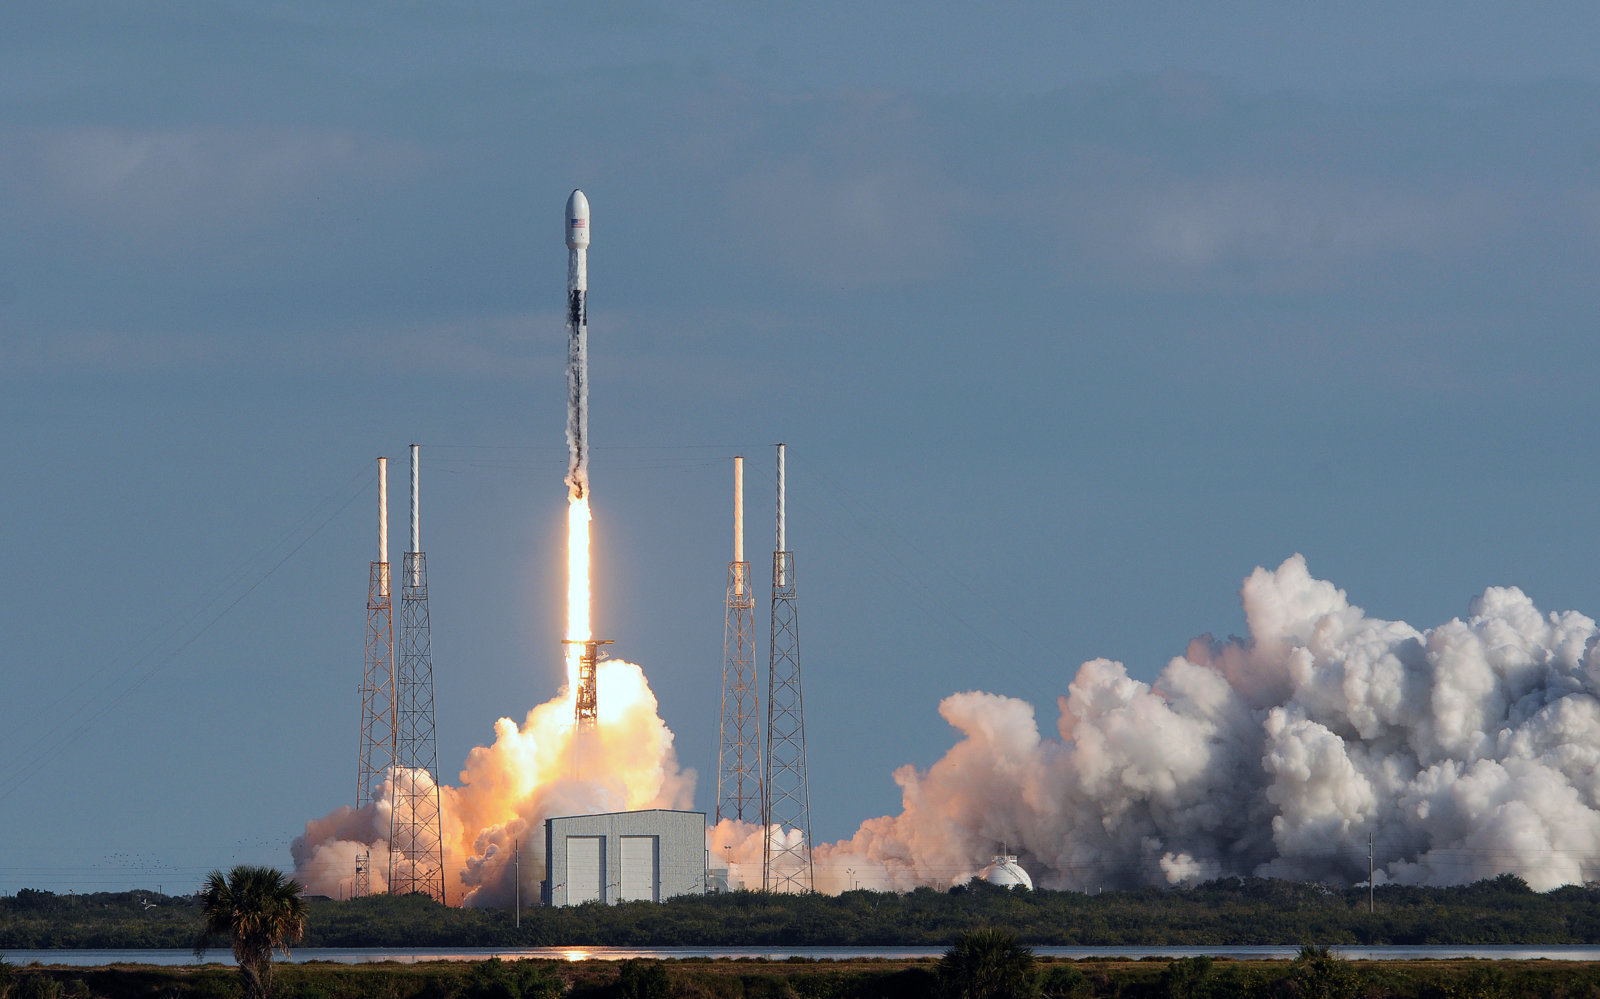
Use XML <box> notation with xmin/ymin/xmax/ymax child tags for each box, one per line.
<box><xmin>353</xmin><ymin>851</ymin><xmax>371</xmax><ymax>899</ymax></box>
<box><xmin>764</xmin><ymin>443</ymin><xmax>813</xmax><ymax>892</ymax></box>
<box><xmin>717</xmin><ymin>456</ymin><xmax>763</xmax><ymax>824</ymax></box>
<box><xmin>389</xmin><ymin>444</ymin><xmax>446</xmax><ymax>903</ymax></box>
<box><xmin>357</xmin><ymin>457</ymin><xmax>397</xmax><ymax>811</ymax></box>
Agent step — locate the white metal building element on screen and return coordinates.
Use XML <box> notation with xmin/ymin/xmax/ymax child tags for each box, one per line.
<box><xmin>542</xmin><ymin>809</ymin><xmax>707</xmax><ymax>906</ymax></box>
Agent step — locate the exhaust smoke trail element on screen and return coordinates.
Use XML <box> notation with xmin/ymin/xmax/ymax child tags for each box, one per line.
<box><xmin>564</xmin><ymin>189</ymin><xmax>593</xmax><ymax>695</ymax></box>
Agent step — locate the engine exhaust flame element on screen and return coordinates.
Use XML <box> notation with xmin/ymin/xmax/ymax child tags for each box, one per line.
<box><xmin>292</xmin><ymin>651</ymin><xmax>695</xmax><ymax>904</ymax></box>
<box><xmin>565</xmin><ymin>497</ymin><xmax>591</xmax><ymax>689</ymax></box>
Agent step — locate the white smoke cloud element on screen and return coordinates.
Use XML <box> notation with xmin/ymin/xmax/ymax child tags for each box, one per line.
<box><xmin>706</xmin><ymin>819</ymin><xmax>780</xmax><ymax>892</ymax></box>
<box><xmin>819</xmin><ymin>556</ymin><xmax>1600</xmax><ymax>892</ymax></box>
<box><xmin>298</xmin><ymin>555</ymin><xmax>1600</xmax><ymax>902</ymax></box>
<box><xmin>290</xmin><ymin>797</ymin><xmax>394</xmax><ymax>898</ymax></box>
<box><xmin>293</xmin><ymin>658</ymin><xmax>694</xmax><ymax>906</ymax></box>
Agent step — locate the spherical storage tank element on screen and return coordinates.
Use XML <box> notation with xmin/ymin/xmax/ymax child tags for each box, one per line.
<box><xmin>979</xmin><ymin>854</ymin><xmax>1033</xmax><ymax>890</ymax></box>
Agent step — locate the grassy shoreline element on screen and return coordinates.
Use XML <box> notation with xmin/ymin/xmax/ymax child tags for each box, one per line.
<box><xmin>8</xmin><ymin>954</ymin><xmax>1600</xmax><ymax>999</ymax></box>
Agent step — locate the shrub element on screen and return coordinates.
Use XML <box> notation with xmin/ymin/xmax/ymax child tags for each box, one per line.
<box><xmin>1036</xmin><ymin>963</ymin><xmax>1088</xmax><ymax>998</ymax></box>
<box><xmin>1159</xmin><ymin>956</ymin><xmax>1212</xmax><ymax>999</ymax></box>
<box><xmin>615</xmin><ymin>960</ymin><xmax>670</xmax><ymax>999</ymax></box>
<box><xmin>458</xmin><ymin>958</ymin><xmax>562</xmax><ymax>999</ymax></box>
<box><xmin>1289</xmin><ymin>944</ymin><xmax>1359</xmax><ymax>999</ymax></box>
<box><xmin>937</xmin><ymin>928</ymin><xmax>1038</xmax><ymax>999</ymax></box>
<box><xmin>14</xmin><ymin>977</ymin><xmax>61</xmax><ymax>999</ymax></box>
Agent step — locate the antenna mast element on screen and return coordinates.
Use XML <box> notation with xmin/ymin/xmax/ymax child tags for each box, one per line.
<box><xmin>390</xmin><ymin>444</ymin><xmax>446</xmax><ymax>903</ymax></box>
<box><xmin>717</xmin><ymin>456</ymin><xmax>763</xmax><ymax>823</ymax></box>
<box><xmin>764</xmin><ymin>443</ymin><xmax>813</xmax><ymax>892</ymax></box>
<box><xmin>357</xmin><ymin>457</ymin><xmax>397</xmax><ymax>813</ymax></box>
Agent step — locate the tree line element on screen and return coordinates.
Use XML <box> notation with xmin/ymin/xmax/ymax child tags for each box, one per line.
<box><xmin>7</xmin><ymin>873</ymin><xmax>1600</xmax><ymax>949</ymax></box>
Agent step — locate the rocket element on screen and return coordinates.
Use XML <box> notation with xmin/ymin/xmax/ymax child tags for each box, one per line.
<box><xmin>565</xmin><ymin>189</ymin><xmax>590</xmax><ymax>500</ymax></box>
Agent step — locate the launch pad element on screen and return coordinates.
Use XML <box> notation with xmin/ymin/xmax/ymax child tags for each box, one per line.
<box><xmin>563</xmin><ymin>638</ymin><xmax>613</xmax><ymax>730</ymax></box>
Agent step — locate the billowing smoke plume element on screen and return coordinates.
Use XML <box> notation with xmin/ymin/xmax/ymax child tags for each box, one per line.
<box><xmin>817</xmin><ymin>556</ymin><xmax>1600</xmax><ymax>892</ymax></box>
<box><xmin>302</xmin><ymin>554</ymin><xmax>1600</xmax><ymax>901</ymax></box>
<box><xmin>293</xmin><ymin>659</ymin><xmax>693</xmax><ymax>905</ymax></box>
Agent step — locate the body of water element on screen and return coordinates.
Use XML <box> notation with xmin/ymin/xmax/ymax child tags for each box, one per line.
<box><xmin>10</xmin><ymin>945</ymin><xmax>1600</xmax><ymax>966</ymax></box>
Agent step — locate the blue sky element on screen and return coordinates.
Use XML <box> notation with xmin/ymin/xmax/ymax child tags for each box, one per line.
<box><xmin>5</xmin><ymin>2</ymin><xmax>1600</xmax><ymax>894</ymax></box>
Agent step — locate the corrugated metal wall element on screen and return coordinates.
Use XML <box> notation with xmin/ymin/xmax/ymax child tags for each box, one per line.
<box><xmin>566</xmin><ymin>835</ymin><xmax>604</xmax><ymax>903</ymax></box>
<box><xmin>619</xmin><ymin>835</ymin><xmax>658</xmax><ymax>901</ymax></box>
<box><xmin>543</xmin><ymin>810</ymin><xmax>706</xmax><ymax>907</ymax></box>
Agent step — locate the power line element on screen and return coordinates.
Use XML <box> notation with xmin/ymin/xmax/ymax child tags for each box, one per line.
<box><xmin>0</xmin><ymin>464</ymin><xmax>372</xmax><ymax>800</ymax></box>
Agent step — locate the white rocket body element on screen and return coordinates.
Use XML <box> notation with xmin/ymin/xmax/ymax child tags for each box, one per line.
<box><xmin>565</xmin><ymin>190</ymin><xmax>590</xmax><ymax>499</ymax></box>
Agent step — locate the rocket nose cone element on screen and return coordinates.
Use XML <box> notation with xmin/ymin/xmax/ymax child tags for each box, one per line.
<box><xmin>566</xmin><ymin>189</ymin><xmax>590</xmax><ymax>248</ymax></box>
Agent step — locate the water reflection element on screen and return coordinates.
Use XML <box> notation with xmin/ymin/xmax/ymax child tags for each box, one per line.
<box><xmin>12</xmin><ymin>945</ymin><xmax>1600</xmax><ymax>967</ymax></box>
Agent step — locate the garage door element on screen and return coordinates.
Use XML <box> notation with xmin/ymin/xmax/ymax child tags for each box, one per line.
<box><xmin>566</xmin><ymin>835</ymin><xmax>604</xmax><ymax>904</ymax></box>
<box><xmin>619</xmin><ymin>835</ymin><xmax>658</xmax><ymax>902</ymax></box>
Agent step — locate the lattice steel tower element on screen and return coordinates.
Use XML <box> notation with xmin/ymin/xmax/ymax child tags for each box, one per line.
<box><xmin>717</xmin><ymin>456</ymin><xmax>763</xmax><ymax>823</ymax></box>
<box><xmin>357</xmin><ymin>457</ymin><xmax>396</xmax><ymax>812</ymax></box>
<box><xmin>567</xmin><ymin>638</ymin><xmax>612</xmax><ymax>731</ymax></box>
<box><xmin>764</xmin><ymin>443</ymin><xmax>813</xmax><ymax>892</ymax></box>
<box><xmin>389</xmin><ymin>445</ymin><xmax>446</xmax><ymax>903</ymax></box>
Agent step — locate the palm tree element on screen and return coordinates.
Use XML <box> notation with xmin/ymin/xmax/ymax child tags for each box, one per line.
<box><xmin>937</xmin><ymin>927</ymin><xmax>1039</xmax><ymax>999</ymax></box>
<box><xmin>195</xmin><ymin>865</ymin><xmax>308</xmax><ymax>999</ymax></box>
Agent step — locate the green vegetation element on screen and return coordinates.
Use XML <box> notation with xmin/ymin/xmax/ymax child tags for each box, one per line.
<box><xmin>457</xmin><ymin>956</ymin><xmax>563</xmax><ymax>999</ymax></box>
<box><xmin>608</xmin><ymin>960</ymin><xmax>665</xmax><ymax>999</ymax></box>
<box><xmin>5</xmin><ymin>874</ymin><xmax>1600</xmax><ymax>949</ymax></box>
<box><xmin>5</xmin><ymin>955</ymin><xmax>1600</xmax><ymax>999</ymax></box>
<box><xmin>936</xmin><ymin>928</ymin><xmax>1038</xmax><ymax>999</ymax></box>
<box><xmin>612</xmin><ymin>959</ymin><xmax>668</xmax><ymax>999</ymax></box>
<box><xmin>195</xmin><ymin>867</ymin><xmax>309</xmax><ymax>999</ymax></box>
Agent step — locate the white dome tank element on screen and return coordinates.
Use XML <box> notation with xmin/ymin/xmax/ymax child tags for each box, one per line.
<box><xmin>978</xmin><ymin>854</ymin><xmax>1033</xmax><ymax>890</ymax></box>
